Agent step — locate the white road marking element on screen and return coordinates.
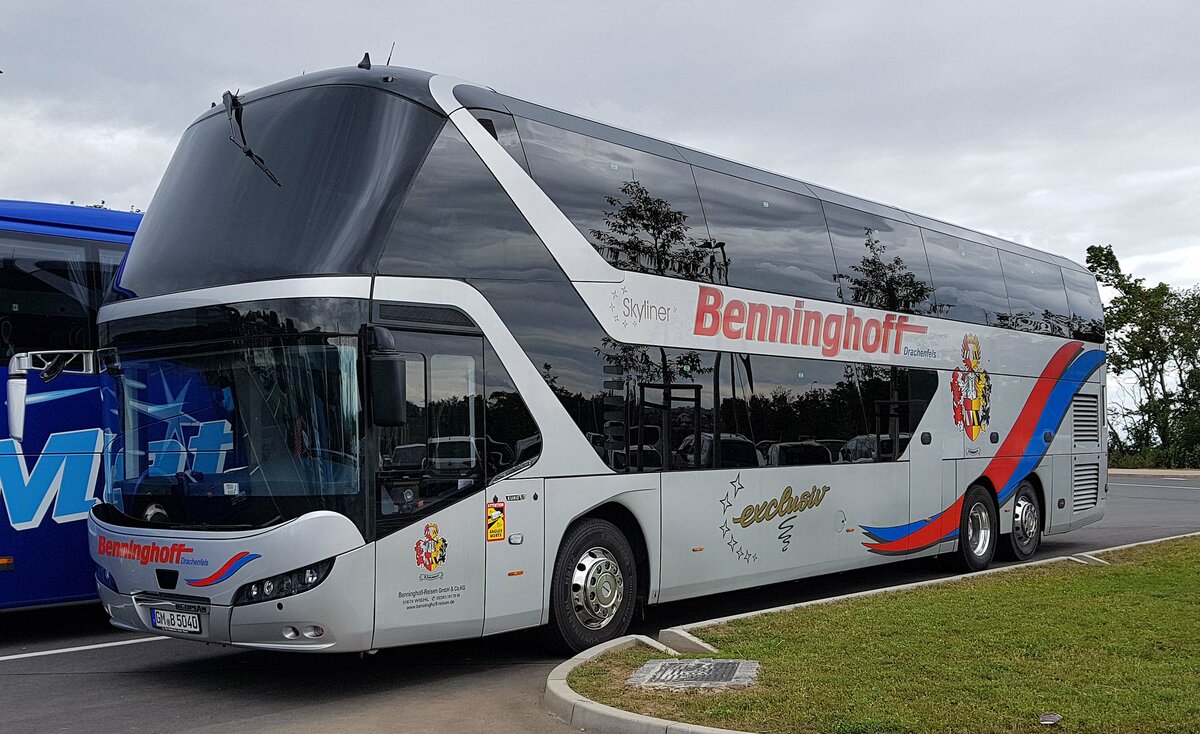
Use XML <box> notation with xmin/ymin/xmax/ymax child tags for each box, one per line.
<box><xmin>0</xmin><ymin>635</ymin><xmax>166</xmax><ymax>663</ymax></box>
<box><xmin>1110</xmin><ymin>482</ymin><xmax>1199</xmax><ymax>490</ymax></box>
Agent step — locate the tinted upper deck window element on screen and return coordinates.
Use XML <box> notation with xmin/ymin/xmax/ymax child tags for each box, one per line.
<box><xmin>515</xmin><ymin>118</ymin><xmax>712</xmax><ymax>280</ymax></box>
<box><xmin>998</xmin><ymin>251</ymin><xmax>1071</xmax><ymax>337</ymax></box>
<box><xmin>921</xmin><ymin>230</ymin><xmax>1011</xmax><ymax>327</ymax></box>
<box><xmin>378</xmin><ymin>124</ymin><xmax>565</xmax><ymax>281</ymax></box>
<box><xmin>692</xmin><ymin>167</ymin><xmax>841</xmax><ymax>302</ymax></box>
<box><xmin>115</xmin><ymin>85</ymin><xmax>444</xmax><ymax>299</ymax></box>
<box><xmin>1061</xmin><ymin>267</ymin><xmax>1105</xmax><ymax>342</ymax></box>
<box><xmin>822</xmin><ymin>203</ymin><xmax>936</xmax><ymax>315</ymax></box>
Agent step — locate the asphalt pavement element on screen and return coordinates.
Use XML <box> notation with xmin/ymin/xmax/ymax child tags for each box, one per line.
<box><xmin>1</xmin><ymin>473</ymin><xmax>1197</xmax><ymax>734</ymax></box>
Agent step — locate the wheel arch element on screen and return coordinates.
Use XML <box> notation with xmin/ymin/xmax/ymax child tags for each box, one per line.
<box><xmin>568</xmin><ymin>502</ymin><xmax>651</xmax><ymax>605</ymax></box>
<box><xmin>1019</xmin><ymin>472</ymin><xmax>1047</xmax><ymax>531</ymax></box>
<box><xmin>971</xmin><ymin>473</ymin><xmax>1000</xmax><ymax>511</ymax></box>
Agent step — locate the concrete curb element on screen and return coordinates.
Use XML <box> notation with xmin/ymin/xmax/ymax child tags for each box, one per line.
<box><xmin>545</xmin><ymin>634</ymin><xmax>750</xmax><ymax>733</ymax></box>
<box><xmin>547</xmin><ymin>532</ymin><xmax>1200</xmax><ymax>734</ymax></box>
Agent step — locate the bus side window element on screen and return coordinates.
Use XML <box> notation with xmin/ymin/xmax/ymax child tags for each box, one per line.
<box><xmin>999</xmin><ymin>251</ymin><xmax>1071</xmax><ymax>337</ymax></box>
<box><xmin>0</xmin><ymin>232</ymin><xmax>93</xmax><ymax>356</ymax></box>
<box><xmin>482</xmin><ymin>340</ymin><xmax>541</xmax><ymax>480</ymax></box>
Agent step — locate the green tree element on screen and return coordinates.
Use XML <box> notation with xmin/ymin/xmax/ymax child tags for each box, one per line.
<box><xmin>1087</xmin><ymin>244</ymin><xmax>1200</xmax><ymax>466</ymax></box>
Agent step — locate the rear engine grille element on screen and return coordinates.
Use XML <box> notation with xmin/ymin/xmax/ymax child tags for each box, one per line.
<box><xmin>1073</xmin><ymin>394</ymin><xmax>1101</xmax><ymax>443</ymax></box>
<box><xmin>1072</xmin><ymin>463</ymin><xmax>1100</xmax><ymax>512</ymax></box>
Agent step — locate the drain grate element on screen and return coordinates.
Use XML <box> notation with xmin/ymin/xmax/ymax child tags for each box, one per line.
<box><xmin>627</xmin><ymin>658</ymin><xmax>759</xmax><ymax>690</ymax></box>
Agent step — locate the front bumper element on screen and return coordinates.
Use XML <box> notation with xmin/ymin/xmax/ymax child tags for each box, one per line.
<box><xmin>98</xmin><ymin>547</ymin><xmax>376</xmax><ymax>652</ymax></box>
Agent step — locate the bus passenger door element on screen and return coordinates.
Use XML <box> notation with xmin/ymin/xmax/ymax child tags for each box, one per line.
<box><xmin>372</xmin><ymin>331</ymin><xmax>487</xmax><ymax>648</ymax></box>
<box><xmin>907</xmin><ymin>405</ymin><xmax>945</xmax><ymax>554</ymax></box>
<box><xmin>483</xmin><ymin>477</ymin><xmax>543</xmax><ymax>635</ymax></box>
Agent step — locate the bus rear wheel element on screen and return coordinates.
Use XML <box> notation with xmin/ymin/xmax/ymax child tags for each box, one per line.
<box><xmin>955</xmin><ymin>484</ymin><xmax>998</xmax><ymax>572</ymax></box>
<box><xmin>1001</xmin><ymin>480</ymin><xmax>1042</xmax><ymax>561</ymax></box>
<box><xmin>546</xmin><ymin>518</ymin><xmax>637</xmax><ymax>654</ymax></box>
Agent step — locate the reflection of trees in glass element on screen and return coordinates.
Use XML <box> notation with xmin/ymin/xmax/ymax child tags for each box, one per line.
<box><xmin>833</xmin><ymin>228</ymin><xmax>933</xmax><ymax>455</ymax></box>
<box><xmin>584</xmin><ymin>180</ymin><xmax>724</xmax><ymax>468</ymax></box>
<box><xmin>994</xmin><ymin>308</ymin><xmax>1071</xmax><ymax>337</ymax></box>
<box><xmin>589</xmin><ymin>180</ymin><xmax>724</xmax><ymax>280</ymax></box>
<box><xmin>836</xmin><ymin>228</ymin><xmax>934</xmax><ymax>315</ymax></box>
<box><xmin>719</xmin><ymin>371</ymin><xmax>874</xmax><ymax>451</ymax></box>
<box><xmin>590</xmin><ymin>179</ymin><xmax>720</xmax><ymax>385</ymax></box>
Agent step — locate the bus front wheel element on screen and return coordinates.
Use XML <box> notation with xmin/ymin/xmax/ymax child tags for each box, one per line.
<box><xmin>955</xmin><ymin>484</ymin><xmax>998</xmax><ymax>572</ymax></box>
<box><xmin>546</xmin><ymin>518</ymin><xmax>637</xmax><ymax>654</ymax></box>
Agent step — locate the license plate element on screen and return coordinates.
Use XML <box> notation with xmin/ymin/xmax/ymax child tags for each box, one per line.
<box><xmin>150</xmin><ymin>608</ymin><xmax>201</xmax><ymax>634</ymax></box>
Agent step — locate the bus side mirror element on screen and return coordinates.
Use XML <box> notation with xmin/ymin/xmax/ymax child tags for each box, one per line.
<box><xmin>7</xmin><ymin>355</ymin><xmax>28</xmax><ymax>444</ymax></box>
<box><xmin>370</xmin><ymin>355</ymin><xmax>407</xmax><ymax>427</ymax></box>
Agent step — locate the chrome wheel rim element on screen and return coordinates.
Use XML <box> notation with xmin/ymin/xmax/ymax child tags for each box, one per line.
<box><xmin>570</xmin><ymin>546</ymin><xmax>624</xmax><ymax>630</ymax></box>
<box><xmin>1012</xmin><ymin>495</ymin><xmax>1039</xmax><ymax>550</ymax></box>
<box><xmin>967</xmin><ymin>501</ymin><xmax>992</xmax><ymax>558</ymax></box>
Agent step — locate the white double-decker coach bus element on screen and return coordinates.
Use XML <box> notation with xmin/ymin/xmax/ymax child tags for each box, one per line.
<box><xmin>81</xmin><ymin>63</ymin><xmax>1106</xmax><ymax>653</ymax></box>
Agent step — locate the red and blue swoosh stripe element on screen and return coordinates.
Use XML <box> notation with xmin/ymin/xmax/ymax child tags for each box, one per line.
<box><xmin>861</xmin><ymin>341</ymin><xmax>1105</xmax><ymax>555</ymax></box>
<box><xmin>185</xmin><ymin>551</ymin><xmax>261</xmax><ymax>587</ymax></box>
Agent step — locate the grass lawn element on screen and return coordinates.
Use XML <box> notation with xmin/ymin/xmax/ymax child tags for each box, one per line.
<box><xmin>568</xmin><ymin>538</ymin><xmax>1200</xmax><ymax>734</ymax></box>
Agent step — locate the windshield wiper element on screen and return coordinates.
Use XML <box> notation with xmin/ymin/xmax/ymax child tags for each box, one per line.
<box><xmin>222</xmin><ymin>90</ymin><xmax>282</xmax><ymax>187</ymax></box>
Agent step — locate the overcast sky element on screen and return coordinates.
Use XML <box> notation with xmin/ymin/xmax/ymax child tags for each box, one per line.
<box><xmin>1</xmin><ymin>1</ymin><xmax>1197</xmax><ymax>288</ymax></box>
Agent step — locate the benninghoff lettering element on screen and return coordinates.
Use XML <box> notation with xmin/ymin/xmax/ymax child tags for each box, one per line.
<box><xmin>693</xmin><ymin>285</ymin><xmax>927</xmax><ymax>358</ymax></box>
<box><xmin>732</xmin><ymin>484</ymin><xmax>831</xmax><ymax>528</ymax></box>
<box><xmin>96</xmin><ymin>534</ymin><xmax>193</xmax><ymax>565</ymax></box>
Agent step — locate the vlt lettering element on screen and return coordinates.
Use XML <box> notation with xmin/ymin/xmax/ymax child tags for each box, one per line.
<box><xmin>1</xmin><ymin>419</ymin><xmax>234</xmax><ymax>531</ymax></box>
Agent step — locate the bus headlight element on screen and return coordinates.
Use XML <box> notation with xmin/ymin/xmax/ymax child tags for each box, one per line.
<box><xmin>231</xmin><ymin>558</ymin><xmax>334</xmax><ymax>605</ymax></box>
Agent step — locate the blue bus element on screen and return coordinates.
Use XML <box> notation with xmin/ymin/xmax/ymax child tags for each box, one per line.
<box><xmin>0</xmin><ymin>200</ymin><xmax>140</xmax><ymax>610</ymax></box>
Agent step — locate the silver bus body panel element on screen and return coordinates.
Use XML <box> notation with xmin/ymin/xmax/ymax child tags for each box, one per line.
<box><xmin>97</xmin><ymin>275</ymin><xmax>373</xmax><ymax>324</ymax></box>
<box><xmin>372</xmin><ymin>488</ymin><xmax>486</xmax><ymax>648</ymax></box>
<box><xmin>541</xmin><ymin>474</ymin><xmax>662</xmax><ymax>616</ymax></box>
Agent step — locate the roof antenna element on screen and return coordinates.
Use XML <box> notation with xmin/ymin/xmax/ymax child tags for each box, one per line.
<box><xmin>386</xmin><ymin>41</ymin><xmax>395</xmax><ymax>65</ymax></box>
<box><xmin>358</xmin><ymin>52</ymin><xmax>371</xmax><ymax>70</ymax></box>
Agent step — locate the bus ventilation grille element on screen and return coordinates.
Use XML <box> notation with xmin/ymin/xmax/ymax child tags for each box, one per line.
<box><xmin>1072</xmin><ymin>463</ymin><xmax>1100</xmax><ymax>512</ymax></box>
<box><xmin>378</xmin><ymin>303</ymin><xmax>476</xmax><ymax>328</ymax></box>
<box><xmin>1072</xmin><ymin>394</ymin><xmax>1100</xmax><ymax>443</ymax></box>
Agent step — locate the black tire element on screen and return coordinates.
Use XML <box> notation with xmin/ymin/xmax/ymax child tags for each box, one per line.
<box><xmin>955</xmin><ymin>484</ymin><xmax>998</xmax><ymax>572</ymax></box>
<box><xmin>999</xmin><ymin>480</ymin><xmax>1042</xmax><ymax>561</ymax></box>
<box><xmin>545</xmin><ymin>518</ymin><xmax>638</xmax><ymax>654</ymax></box>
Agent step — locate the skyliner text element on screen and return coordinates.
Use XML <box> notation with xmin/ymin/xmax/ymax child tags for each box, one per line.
<box><xmin>693</xmin><ymin>285</ymin><xmax>927</xmax><ymax>358</ymax></box>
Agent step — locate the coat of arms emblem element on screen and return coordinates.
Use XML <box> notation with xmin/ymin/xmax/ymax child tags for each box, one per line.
<box><xmin>951</xmin><ymin>334</ymin><xmax>991</xmax><ymax>441</ymax></box>
<box><xmin>414</xmin><ymin>523</ymin><xmax>448</xmax><ymax>572</ymax></box>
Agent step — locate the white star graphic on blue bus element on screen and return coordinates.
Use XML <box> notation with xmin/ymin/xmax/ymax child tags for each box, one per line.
<box><xmin>128</xmin><ymin>373</ymin><xmax>197</xmax><ymax>446</ymax></box>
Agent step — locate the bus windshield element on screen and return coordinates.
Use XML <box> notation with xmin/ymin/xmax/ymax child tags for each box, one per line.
<box><xmin>112</xmin><ymin>84</ymin><xmax>443</xmax><ymax>300</ymax></box>
<box><xmin>100</xmin><ymin>337</ymin><xmax>365</xmax><ymax>533</ymax></box>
